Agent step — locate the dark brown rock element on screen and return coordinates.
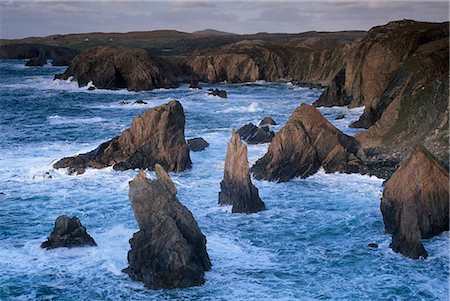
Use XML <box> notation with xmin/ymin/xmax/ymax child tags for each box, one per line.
<box><xmin>335</xmin><ymin>114</ymin><xmax>345</xmax><ymax>120</ymax></box>
<box><xmin>189</xmin><ymin>79</ymin><xmax>202</xmax><ymax>89</ymax></box>
<box><xmin>380</xmin><ymin>146</ymin><xmax>449</xmax><ymax>259</ymax></box>
<box><xmin>187</xmin><ymin>137</ymin><xmax>209</xmax><ymax>152</ymax></box>
<box><xmin>237</xmin><ymin>123</ymin><xmax>274</xmax><ymax>144</ymax></box>
<box><xmin>124</xmin><ymin>168</ymin><xmax>211</xmax><ymax>289</ymax></box>
<box><xmin>219</xmin><ymin>131</ymin><xmax>266</xmax><ymax>214</ymax></box>
<box><xmin>54</xmin><ymin>46</ymin><xmax>178</xmax><ymax>91</ymax></box>
<box><xmin>251</xmin><ymin>104</ymin><xmax>360</xmax><ymax>182</ymax></box>
<box><xmin>208</xmin><ymin>88</ymin><xmax>227</xmax><ymax>98</ymax></box>
<box><xmin>25</xmin><ymin>55</ymin><xmax>47</xmax><ymax>66</ymax></box>
<box><xmin>259</xmin><ymin>116</ymin><xmax>277</xmax><ymax>126</ymax></box>
<box><xmin>313</xmin><ymin>68</ymin><xmax>351</xmax><ymax>107</ymax></box>
<box><xmin>41</xmin><ymin>215</ymin><xmax>96</xmax><ymax>249</ymax></box>
<box><xmin>53</xmin><ymin>100</ymin><xmax>191</xmax><ymax>174</ymax></box>
<box><xmin>367</xmin><ymin>243</ymin><xmax>378</xmax><ymax>249</ymax></box>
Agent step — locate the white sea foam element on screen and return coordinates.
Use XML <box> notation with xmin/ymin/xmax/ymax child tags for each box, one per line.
<box><xmin>47</xmin><ymin>115</ymin><xmax>105</xmax><ymax>125</ymax></box>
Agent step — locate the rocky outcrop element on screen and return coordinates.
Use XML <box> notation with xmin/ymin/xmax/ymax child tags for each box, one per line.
<box><xmin>187</xmin><ymin>137</ymin><xmax>209</xmax><ymax>152</ymax></box>
<box><xmin>313</xmin><ymin>68</ymin><xmax>350</xmax><ymax>107</ymax></box>
<box><xmin>0</xmin><ymin>43</ymin><xmax>80</xmax><ymax>66</ymax></box>
<box><xmin>124</xmin><ymin>168</ymin><xmax>211</xmax><ymax>289</ymax></box>
<box><xmin>251</xmin><ymin>104</ymin><xmax>361</xmax><ymax>182</ymax></box>
<box><xmin>219</xmin><ymin>131</ymin><xmax>266</xmax><ymax>213</ymax></box>
<box><xmin>189</xmin><ymin>79</ymin><xmax>202</xmax><ymax>89</ymax></box>
<box><xmin>53</xmin><ymin>100</ymin><xmax>191</xmax><ymax>174</ymax></box>
<box><xmin>380</xmin><ymin>146</ymin><xmax>449</xmax><ymax>259</ymax></box>
<box><xmin>41</xmin><ymin>215</ymin><xmax>96</xmax><ymax>249</ymax></box>
<box><xmin>25</xmin><ymin>55</ymin><xmax>47</xmax><ymax>66</ymax></box>
<box><xmin>208</xmin><ymin>88</ymin><xmax>227</xmax><ymax>98</ymax></box>
<box><xmin>237</xmin><ymin>123</ymin><xmax>274</xmax><ymax>144</ymax></box>
<box><xmin>259</xmin><ymin>117</ymin><xmax>276</xmax><ymax>126</ymax></box>
<box><xmin>54</xmin><ymin>46</ymin><xmax>178</xmax><ymax>91</ymax></box>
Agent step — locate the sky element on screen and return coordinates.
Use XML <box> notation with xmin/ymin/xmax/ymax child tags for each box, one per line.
<box><xmin>0</xmin><ymin>0</ymin><xmax>448</xmax><ymax>39</ymax></box>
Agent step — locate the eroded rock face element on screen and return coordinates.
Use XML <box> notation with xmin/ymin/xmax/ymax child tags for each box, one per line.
<box><xmin>124</xmin><ymin>168</ymin><xmax>211</xmax><ymax>289</ymax></box>
<box><xmin>53</xmin><ymin>100</ymin><xmax>192</xmax><ymax>174</ymax></box>
<box><xmin>54</xmin><ymin>46</ymin><xmax>178</xmax><ymax>91</ymax></box>
<box><xmin>380</xmin><ymin>146</ymin><xmax>449</xmax><ymax>259</ymax></box>
<box><xmin>41</xmin><ymin>215</ymin><xmax>96</xmax><ymax>249</ymax></box>
<box><xmin>219</xmin><ymin>131</ymin><xmax>266</xmax><ymax>213</ymax></box>
<box><xmin>237</xmin><ymin>123</ymin><xmax>274</xmax><ymax>144</ymax></box>
<box><xmin>187</xmin><ymin>137</ymin><xmax>209</xmax><ymax>152</ymax></box>
<box><xmin>251</xmin><ymin>104</ymin><xmax>360</xmax><ymax>182</ymax></box>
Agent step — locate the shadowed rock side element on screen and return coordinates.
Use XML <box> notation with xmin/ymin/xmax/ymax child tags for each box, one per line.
<box><xmin>54</xmin><ymin>46</ymin><xmax>178</xmax><ymax>91</ymax></box>
<box><xmin>219</xmin><ymin>131</ymin><xmax>266</xmax><ymax>213</ymax></box>
<box><xmin>380</xmin><ymin>146</ymin><xmax>449</xmax><ymax>259</ymax></box>
<box><xmin>313</xmin><ymin>68</ymin><xmax>350</xmax><ymax>107</ymax></box>
<box><xmin>124</xmin><ymin>169</ymin><xmax>211</xmax><ymax>289</ymax></box>
<box><xmin>237</xmin><ymin>123</ymin><xmax>274</xmax><ymax>144</ymax></box>
<box><xmin>53</xmin><ymin>100</ymin><xmax>191</xmax><ymax>174</ymax></box>
<box><xmin>187</xmin><ymin>137</ymin><xmax>209</xmax><ymax>152</ymax></box>
<box><xmin>41</xmin><ymin>215</ymin><xmax>96</xmax><ymax>249</ymax></box>
<box><xmin>251</xmin><ymin>104</ymin><xmax>361</xmax><ymax>182</ymax></box>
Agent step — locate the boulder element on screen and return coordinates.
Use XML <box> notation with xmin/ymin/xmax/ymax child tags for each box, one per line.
<box><xmin>54</xmin><ymin>46</ymin><xmax>178</xmax><ymax>91</ymax></box>
<box><xmin>25</xmin><ymin>55</ymin><xmax>46</xmax><ymax>66</ymax></box>
<box><xmin>259</xmin><ymin>117</ymin><xmax>277</xmax><ymax>126</ymax></box>
<box><xmin>208</xmin><ymin>88</ymin><xmax>227</xmax><ymax>98</ymax></box>
<box><xmin>41</xmin><ymin>215</ymin><xmax>96</xmax><ymax>249</ymax></box>
<box><xmin>251</xmin><ymin>104</ymin><xmax>361</xmax><ymax>182</ymax></box>
<box><xmin>187</xmin><ymin>137</ymin><xmax>209</xmax><ymax>152</ymax></box>
<box><xmin>380</xmin><ymin>145</ymin><xmax>449</xmax><ymax>259</ymax></box>
<box><xmin>124</xmin><ymin>168</ymin><xmax>211</xmax><ymax>289</ymax></box>
<box><xmin>219</xmin><ymin>130</ymin><xmax>266</xmax><ymax>214</ymax></box>
<box><xmin>53</xmin><ymin>100</ymin><xmax>192</xmax><ymax>174</ymax></box>
<box><xmin>236</xmin><ymin>123</ymin><xmax>274</xmax><ymax>144</ymax></box>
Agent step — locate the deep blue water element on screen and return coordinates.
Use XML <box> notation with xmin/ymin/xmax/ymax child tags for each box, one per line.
<box><xmin>0</xmin><ymin>60</ymin><xmax>448</xmax><ymax>301</ymax></box>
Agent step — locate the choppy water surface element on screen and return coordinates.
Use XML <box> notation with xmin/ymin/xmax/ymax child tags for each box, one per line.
<box><xmin>0</xmin><ymin>60</ymin><xmax>448</xmax><ymax>301</ymax></box>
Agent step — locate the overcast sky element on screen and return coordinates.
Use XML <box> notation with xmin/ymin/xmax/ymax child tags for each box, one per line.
<box><xmin>0</xmin><ymin>0</ymin><xmax>448</xmax><ymax>39</ymax></box>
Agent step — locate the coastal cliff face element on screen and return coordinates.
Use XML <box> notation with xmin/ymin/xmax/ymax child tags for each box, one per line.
<box><xmin>55</xmin><ymin>46</ymin><xmax>178</xmax><ymax>91</ymax></box>
<box><xmin>0</xmin><ymin>43</ymin><xmax>80</xmax><ymax>66</ymax></box>
<box><xmin>53</xmin><ymin>100</ymin><xmax>191</xmax><ymax>174</ymax></box>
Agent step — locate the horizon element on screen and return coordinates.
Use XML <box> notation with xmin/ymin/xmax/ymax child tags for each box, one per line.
<box><xmin>1</xmin><ymin>0</ymin><xmax>449</xmax><ymax>39</ymax></box>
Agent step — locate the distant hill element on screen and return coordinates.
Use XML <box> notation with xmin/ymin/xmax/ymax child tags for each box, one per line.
<box><xmin>192</xmin><ymin>29</ymin><xmax>236</xmax><ymax>36</ymax></box>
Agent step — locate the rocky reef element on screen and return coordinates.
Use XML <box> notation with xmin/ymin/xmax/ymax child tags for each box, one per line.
<box><xmin>219</xmin><ymin>130</ymin><xmax>266</xmax><ymax>213</ymax></box>
<box><xmin>41</xmin><ymin>215</ymin><xmax>96</xmax><ymax>249</ymax></box>
<box><xmin>54</xmin><ymin>46</ymin><xmax>178</xmax><ymax>91</ymax></box>
<box><xmin>251</xmin><ymin>104</ymin><xmax>362</xmax><ymax>182</ymax></box>
<box><xmin>124</xmin><ymin>168</ymin><xmax>211</xmax><ymax>289</ymax></box>
<box><xmin>53</xmin><ymin>100</ymin><xmax>191</xmax><ymax>174</ymax></box>
<box><xmin>380</xmin><ymin>146</ymin><xmax>449</xmax><ymax>259</ymax></box>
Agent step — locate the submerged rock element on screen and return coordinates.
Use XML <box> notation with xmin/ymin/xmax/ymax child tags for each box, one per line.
<box><xmin>208</xmin><ymin>88</ymin><xmax>227</xmax><ymax>98</ymax></box>
<box><xmin>187</xmin><ymin>137</ymin><xmax>209</xmax><ymax>152</ymax></box>
<box><xmin>124</xmin><ymin>168</ymin><xmax>211</xmax><ymax>289</ymax></box>
<box><xmin>381</xmin><ymin>146</ymin><xmax>449</xmax><ymax>259</ymax></box>
<box><xmin>335</xmin><ymin>114</ymin><xmax>345</xmax><ymax>120</ymax></box>
<box><xmin>41</xmin><ymin>215</ymin><xmax>96</xmax><ymax>249</ymax></box>
<box><xmin>237</xmin><ymin>123</ymin><xmax>274</xmax><ymax>144</ymax></box>
<box><xmin>53</xmin><ymin>100</ymin><xmax>192</xmax><ymax>174</ymax></box>
<box><xmin>251</xmin><ymin>104</ymin><xmax>360</xmax><ymax>182</ymax></box>
<box><xmin>219</xmin><ymin>130</ymin><xmax>266</xmax><ymax>214</ymax></box>
<box><xmin>133</xmin><ymin>99</ymin><xmax>147</xmax><ymax>105</ymax></box>
<box><xmin>259</xmin><ymin>116</ymin><xmax>277</xmax><ymax>126</ymax></box>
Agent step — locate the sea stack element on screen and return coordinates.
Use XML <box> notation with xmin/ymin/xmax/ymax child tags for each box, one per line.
<box><xmin>41</xmin><ymin>215</ymin><xmax>96</xmax><ymax>249</ymax></box>
<box><xmin>219</xmin><ymin>130</ymin><xmax>266</xmax><ymax>213</ymax></box>
<box><xmin>124</xmin><ymin>167</ymin><xmax>211</xmax><ymax>289</ymax></box>
<box><xmin>251</xmin><ymin>103</ymin><xmax>361</xmax><ymax>182</ymax></box>
<box><xmin>380</xmin><ymin>146</ymin><xmax>449</xmax><ymax>259</ymax></box>
<box><xmin>53</xmin><ymin>100</ymin><xmax>192</xmax><ymax>174</ymax></box>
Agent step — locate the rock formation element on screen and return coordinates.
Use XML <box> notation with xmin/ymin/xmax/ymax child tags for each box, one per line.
<box><xmin>313</xmin><ymin>68</ymin><xmax>350</xmax><ymax>107</ymax></box>
<box><xmin>380</xmin><ymin>146</ymin><xmax>449</xmax><ymax>259</ymax></box>
<box><xmin>54</xmin><ymin>46</ymin><xmax>178</xmax><ymax>91</ymax></box>
<box><xmin>189</xmin><ymin>79</ymin><xmax>202</xmax><ymax>89</ymax></box>
<box><xmin>25</xmin><ymin>55</ymin><xmax>47</xmax><ymax>67</ymax></box>
<box><xmin>187</xmin><ymin>137</ymin><xmax>209</xmax><ymax>152</ymax></box>
<box><xmin>259</xmin><ymin>117</ymin><xmax>277</xmax><ymax>126</ymax></box>
<box><xmin>237</xmin><ymin>123</ymin><xmax>274</xmax><ymax>144</ymax></box>
<box><xmin>0</xmin><ymin>43</ymin><xmax>80</xmax><ymax>66</ymax></box>
<box><xmin>41</xmin><ymin>215</ymin><xmax>96</xmax><ymax>249</ymax></box>
<box><xmin>208</xmin><ymin>88</ymin><xmax>227</xmax><ymax>98</ymax></box>
<box><xmin>219</xmin><ymin>131</ymin><xmax>266</xmax><ymax>214</ymax></box>
<box><xmin>53</xmin><ymin>100</ymin><xmax>192</xmax><ymax>174</ymax></box>
<box><xmin>251</xmin><ymin>104</ymin><xmax>361</xmax><ymax>182</ymax></box>
<box><xmin>124</xmin><ymin>168</ymin><xmax>211</xmax><ymax>289</ymax></box>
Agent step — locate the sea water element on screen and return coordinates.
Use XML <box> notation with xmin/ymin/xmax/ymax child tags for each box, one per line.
<box><xmin>0</xmin><ymin>60</ymin><xmax>448</xmax><ymax>301</ymax></box>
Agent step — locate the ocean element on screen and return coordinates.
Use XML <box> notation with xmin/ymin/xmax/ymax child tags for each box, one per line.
<box><xmin>0</xmin><ymin>60</ymin><xmax>448</xmax><ymax>300</ymax></box>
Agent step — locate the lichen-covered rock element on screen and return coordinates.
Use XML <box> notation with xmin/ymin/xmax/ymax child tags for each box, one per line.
<box><xmin>187</xmin><ymin>137</ymin><xmax>209</xmax><ymax>152</ymax></box>
<box><xmin>219</xmin><ymin>130</ymin><xmax>266</xmax><ymax>214</ymax></box>
<box><xmin>53</xmin><ymin>100</ymin><xmax>191</xmax><ymax>174</ymax></box>
<box><xmin>41</xmin><ymin>215</ymin><xmax>96</xmax><ymax>249</ymax></box>
<box><xmin>237</xmin><ymin>123</ymin><xmax>274</xmax><ymax>144</ymax></box>
<box><xmin>54</xmin><ymin>46</ymin><xmax>178</xmax><ymax>91</ymax></box>
<box><xmin>251</xmin><ymin>104</ymin><xmax>360</xmax><ymax>182</ymax></box>
<box><xmin>124</xmin><ymin>169</ymin><xmax>211</xmax><ymax>289</ymax></box>
<box><xmin>380</xmin><ymin>146</ymin><xmax>449</xmax><ymax>259</ymax></box>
